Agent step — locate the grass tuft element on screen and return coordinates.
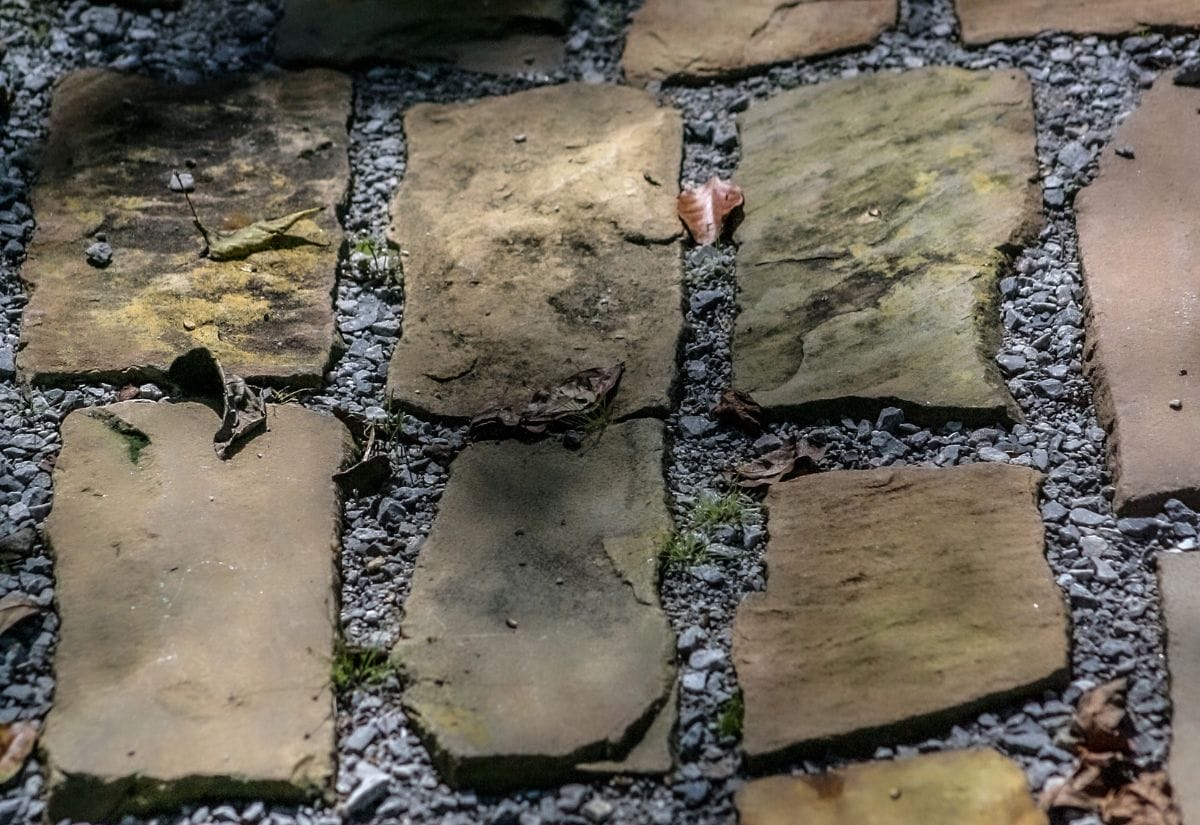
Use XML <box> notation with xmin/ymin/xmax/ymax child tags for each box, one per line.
<box><xmin>662</xmin><ymin>530</ymin><xmax>708</xmax><ymax>567</ymax></box>
<box><xmin>716</xmin><ymin>691</ymin><xmax>744</xmax><ymax>740</ymax></box>
<box><xmin>331</xmin><ymin>638</ymin><xmax>397</xmax><ymax>692</ymax></box>
<box><xmin>690</xmin><ymin>490</ymin><xmax>758</xmax><ymax>529</ymax></box>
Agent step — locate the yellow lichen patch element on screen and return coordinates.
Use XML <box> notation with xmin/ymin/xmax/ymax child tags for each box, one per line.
<box><xmin>970</xmin><ymin>170</ymin><xmax>1000</xmax><ymax>194</ymax></box>
<box><xmin>908</xmin><ymin>169</ymin><xmax>940</xmax><ymax>199</ymax></box>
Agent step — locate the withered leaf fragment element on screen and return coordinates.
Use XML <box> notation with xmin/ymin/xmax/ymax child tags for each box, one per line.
<box><xmin>470</xmin><ymin>365</ymin><xmax>624</xmax><ymax>437</ymax></box>
<box><xmin>333</xmin><ymin>423</ymin><xmax>393</xmax><ymax>497</ymax></box>
<box><xmin>117</xmin><ymin>384</ymin><xmax>139</xmax><ymax>401</ymax></box>
<box><xmin>1074</xmin><ymin>677</ymin><xmax>1131</xmax><ymax>753</ymax></box>
<box><xmin>0</xmin><ymin>722</ymin><xmax>36</xmax><ymax>786</ymax></box>
<box><xmin>677</xmin><ymin>176</ymin><xmax>745</xmax><ymax>246</ymax></box>
<box><xmin>170</xmin><ymin>347</ymin><xmax>269</xmax><ymax>459</ymax></box>
<box><xmin>1040</xmin><ymin>679</ymin><xmax>1183</xmax><ymax>825</ymax></box>
<box><xmin>712</xmin><ymin>388</ymin><xmax>764</xmax><ymax>433</ymax></box>
<box><xmin>731</xmin><ymin>440</ymin><xmax>825</xmax><ymax>488</ymax></box>
<box><xmin>0</xmin><ymin>593</ymin><xmax>41</xmax><ymax>637</ymax></box>
<box><xmin>196</xmin><ymin>206</ymin><xmax>327</xmax><ymax>261</ymax></box>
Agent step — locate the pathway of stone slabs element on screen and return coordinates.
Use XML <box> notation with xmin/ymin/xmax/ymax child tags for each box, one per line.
<box><xmin>0</xmin><ymin>0</ymin><xmax>1199</xmax><ymax>823</ymax></box>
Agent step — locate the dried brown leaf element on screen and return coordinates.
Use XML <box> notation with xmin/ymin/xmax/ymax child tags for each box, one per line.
<box><xmin>0</xmin><ymin>722</ymin><xmax>36</xmax><ymax>786</ymax></box>
<box><xmin>1075</xmin><ymin>678</ymin><xmax>1131</xmax><ymax>753</ymax></box>
<box><xmin>470</xmin><ymin>365</ymin><xmax>624</xmax><ymax>436</ymax></box>
<box><xmin>711</xmin><ymin>389</ymin><xmax>764</xmax><ymax>434</ymax></box>
<box><xmin>0</xmin><ymin>593</ymin><xmax>40</xmax><ymax>637</ymax></box>
<box><xmin>117</xmin><ymin>384</ymin><xmax>139</xmax><ymax>401</ymax></box>
<box><xmin>1102</xmin><ymin>771</ymin><xmax>1181</xmax><ymax>825</ymax></box>
<box><xmin>204</xmin><ymin>206</ymin><xmax>327</xmax><ymax>261</ymax></box>
<box><xmin>732</xmin><ymin>439</ymin><xmax>825</xmax><ymax>488</ymax></box>
<box><xmin>677</xmin><ymin>176</ymin><xmax>744</xmax><ymax>246</ymax></box>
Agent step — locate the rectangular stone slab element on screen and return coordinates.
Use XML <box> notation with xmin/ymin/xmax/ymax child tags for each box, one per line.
<box><xmin>623</xmin><ymin>0</ymin><xmax>896</xmax><ymax>85</ymax></box>
<box><xmin>392</xmin><ymin>420</ymin><xmax>677</xmax><ymax>790</ymax></box>
<box><xmin>732</xmin><ymin>67</ymin><xmax>1040</xmax><ymax>425</ymax></box>
<box><xmin>386</xmin><ymin>83</ymin><xmax>683</xmax><ymax>421</ymax></box>
<box><xmin>1158</xmin><ymin>553</ymin><xmax>1200</xmax><ymax>825</ymax></box>
<box><xmin>1078</xmin><ymin>79</ymin><xmax>1200</xmax><ymax>516</ymax></box>
<box><xmin>276</xmin><ymin>0</ymin><xmax>567</xmax><ymax>74</ymax></box>
<box><xmin>956</xmin><ymin>0</ymin><xmax>1200</xmax><ymax>44</ymax></box>
<box><xmin>42</xmin><ymin>401</ymin><xmax>352</xmax><ymax>821</ymax></box>
<box><xmin>736</xmin><ymin>749</ymin><xmax>1047</xmax><ymax>825</ymax></box>
<box><xmin>733</xmin><ymin>463</ymin><xmax>1069</xmax><ymax>768</ymax></box>
<box><xmin>19</xmin><ymin>68</ymin><xmax>349</xmax><ymax>387</ymax></box>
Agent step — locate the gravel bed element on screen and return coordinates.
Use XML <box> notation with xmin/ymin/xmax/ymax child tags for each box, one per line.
<box><xmin>0</xmin><ymin>0</ymin><xmax>1197</xmax><ymax>823</ymax></box>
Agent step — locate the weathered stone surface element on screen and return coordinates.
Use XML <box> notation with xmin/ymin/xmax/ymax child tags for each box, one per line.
<box><xmin>733</xmin><ymin>463</ymin><xmax>1068</xmax><ymax>767</ymax></box>
<box><xmin>623</xmin><ymin>0</ymin><xmax>896</xmax><ymax>85</ymax></box>
<box><xmin>19</xmin><ymin>69</ymin><xmax>349</xmax><ymax>386</ymax></box>
<box><xmin>733</xmin><ymin>67</ymin><xmax>1040</xmax><ymax>424</ymax></box>
<box><xmin>1158</xmin><ymin>553</ymin><xmax>1200</xmax><ymax>825</ymax></box>
<box><xmin>737</xmin><ymin>749</ymin><xmax>1047</xmax><ymax>825</ymax></box>
<box><xmin>43</xmin><ymin>401</ymin><xmax>351</xmax><ymax>820</ymax></box>
<box><xmin>386</xmin><ymin>84</ymin><xmax>683</xmax><ymax>421</ymax></box>
<box><xmin>578</xmin><ymin>680</ymin><xmax>677</xmax><ymax>776</ymax></box>
<box><xmin>392</xmin><ymin>420</ymin><xmax>676</xmax><ymax>789</ymax></box>
<box><xmin>956</xmin><ymin>0</ymin><xmax>1200</xmax><ymax>44</ymax></box>
<box><xmin>276</xmin><ymin>0</ymin><xmax>566</xmax><ymax>74</ymax></box>
<box><xmin>1078</xmin><ymin>80</ymin><xmax>1200</xmax><ymax>516</ymax></box>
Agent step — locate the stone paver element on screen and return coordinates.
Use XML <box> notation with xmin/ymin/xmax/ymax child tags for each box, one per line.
<box><xmin>1158</xmin><ymin>553</ymin><xmax>1200</xmax><ymax>825</ymax></box>
<box><xmin>956</xmin><ymin>0</ymin><xmax>1200</xmax><ymax>45</ymax></box>
<box><xmin>733</xmin><ymin>463</ymin><xmax>1069</xmax><ymax>768</ymax></box>
<box><xmin>276</xmin><ymin>0</ymin><xmax>566</xmax><ymax>74</ymax></box>
<box><xmin>732</xmin><ymin>67</ymin><xmax>1040</xmax><ymax>424</ymax></box>
<box><xmin>42</xmin><ymin>401</ymin><xmax>351</xmax><ymax>820</ymax></box>
<box><xmin>392</xmin><ymin>419</ymin><xmax>676</xmax><ymax>789</ymax></box>
<box><xmin>1078</xmin><ymin>79</ymin><xmax>1200</xmax><ymax>516</ymax></box>
<box><xmin>622</xmin><ymin>0</ymin><xmax>896</xmax><ymax>85</ymax></box>
<box><xmin>19</xmin><ymin>68</ymin><xmax>348</xmax><ymax>386</ymax></box>
<box><xmin>736</xmin><ymin>749</ymin><xmax>1047</xmax><ymax>825</ymax></box>
<box><xmin>386</xmin><ymin>84</ymin><xmax>683</xmax><ymax>421</ymax></box>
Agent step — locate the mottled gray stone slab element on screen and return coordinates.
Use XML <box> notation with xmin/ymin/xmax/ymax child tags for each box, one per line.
<box><xmin>733</xmin><ymin>464</ymin><xmax>1069</xmax><ymax>768</ymax></box>
<box><xmin>1078</xmin><ymin>79</ymin><xmax>1200</xmax><ymax>516</ymax></box>
<box><xmin>393</xmin><ymin>420</ymin><xmax>676</xmax><ymax>789</ymax></box>
<box><xmin>386</xmin><ymin>83</ymin><xmax>683</xmax><ymax>421</ymax></box>
<box><xmin>19</xmin><ymin>69</ymin><xmax>349</xmax><ymax>386</ymax></box>
<box><xmin>733</xmin><ymin>67</ymin><xmax>1040</xmax><ymax>424</ymax></box>
<box><xmin>43</xmin><ymin>402</ymin><xmax>351</xmax><ymax>820</ymax></box>
<box><xmin>276</xmin><ymin>0</ymin><xmax>567</xmax><ymax>74</ymax></box>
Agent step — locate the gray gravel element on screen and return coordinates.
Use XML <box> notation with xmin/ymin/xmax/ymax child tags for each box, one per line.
<box><xmin>0</xmin><ymin>0</ymin><xmax>1197</xmax><ymax>823</ymax></box>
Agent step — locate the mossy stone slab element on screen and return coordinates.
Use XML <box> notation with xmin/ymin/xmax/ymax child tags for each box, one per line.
<box><xmin>956</xmin><ymin>0</ymin><xmax>1200</xmax><ymax>44</ymax></box>
<box><xmin>733</xmin><ymin>464</ymin><xmax>1069</xmax><ymax>768</ymax></box>
<box><xmin>392</xmin><ymin>420</ymin><xmax>676</xmax><ymax>790</ymax></box>
<box><xmin>737</xmin><ymin>749</ymin><xmax>1047</xmax><ymax>825</ymax></box>
<box><xmin>733</xmin><ymin>67</ymin><xmax>1040</xmax><ymax>424</ymax></box>
<box><xmin>42</xmin><ymin>402</ymin><xmax>352</xmax><ymax>821</ymax></box>
<box><xmin>1077</xmin><ymin>79</ymin><xmax>1200</xmax><ymax>516</ymax></box>
<box><xmin>276</xmin><ymin>0</ymin><xmax>567</xmax><ymax>74</ymax></box>
<box><xmin>19</xmin><ymin>69</ymin><xmax>349</xmax><ymax>387</ymax></box>
<box><xmin>623</xmin><ymin>0</ymin><xmax>896</xmax><ymax>85</ymax></box>
<box><xmin>386</xmin><ymin>84</ymin><xmax>683</xmax><ymax>421</ymax></box>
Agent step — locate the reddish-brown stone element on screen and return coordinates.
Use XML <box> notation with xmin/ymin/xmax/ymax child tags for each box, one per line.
<box><xmin>1078</xmin><ymin>79</ymin><xmax>1200</xmax><ymax>516</ymax></box>
<box><xmin>733</xmin><ymin>464</ymin><xmax>1069</xmax><ymax>768</ymax></box>
<box><xmin>622</xmin><ymin>0</ymin><xmax>896</xmax><ymax>85</ymax></box>
<box><xmin>956</xmin><ymin>0</ymin><xmax>1200</xmax><ymax>44</ymax></box>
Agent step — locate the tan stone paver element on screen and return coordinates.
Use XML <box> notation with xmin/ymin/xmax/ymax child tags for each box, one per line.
<box><xmin>276</xmin><ymin>0</ymin><xmax>567</xmax><ymax>74</ymax></box>
<box><xmin>1158</xmin><ymin>553</ymin><xmax>1200</xmax><ymax>825</ymax></box>
<box><xmin>737</xmin><ymin>749</ymin><xmax>1047</xmax><ymax>825</ymax></box>
<box><xmin>733</xmin><ymin>463</ymin><xmax>1069</xmax><ymax>768</ymax></box>
<box><xmin>386</xmin><ymin>83</ymin><xmax>683</xmax><ymax>421</ymax></box>
<box><xmin>732</xmin><ymin>67</ymin><xmax>1040</xmax><ymax>424</ymax></box>
<box><xmin>956</xmin><ymin>0</ymin><xmax>1200</xmax><ymax>45</ymax></box>
<box><xmin>1078</xmin><ymin>79</ymin><xmax>1200</xmax><ymax>516</ymax></box>
<box><xmin>19</xmin><ymin>69</ymin><xmax>348</xmax><ymax>386</ymax></box>
<box><xmin>42</xmin><ymin>401</ymin><xmax>352</xmax><ymax>820</ymax></box>
<box><xmin>622</xmin><ymin>0</ymin><xmax>896</xmax><ymax>85</ymax></box>
<box><xmin>392</xmin><ymin>420</ymin><xmax>676</xmax><ymax>789</ymax></box>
